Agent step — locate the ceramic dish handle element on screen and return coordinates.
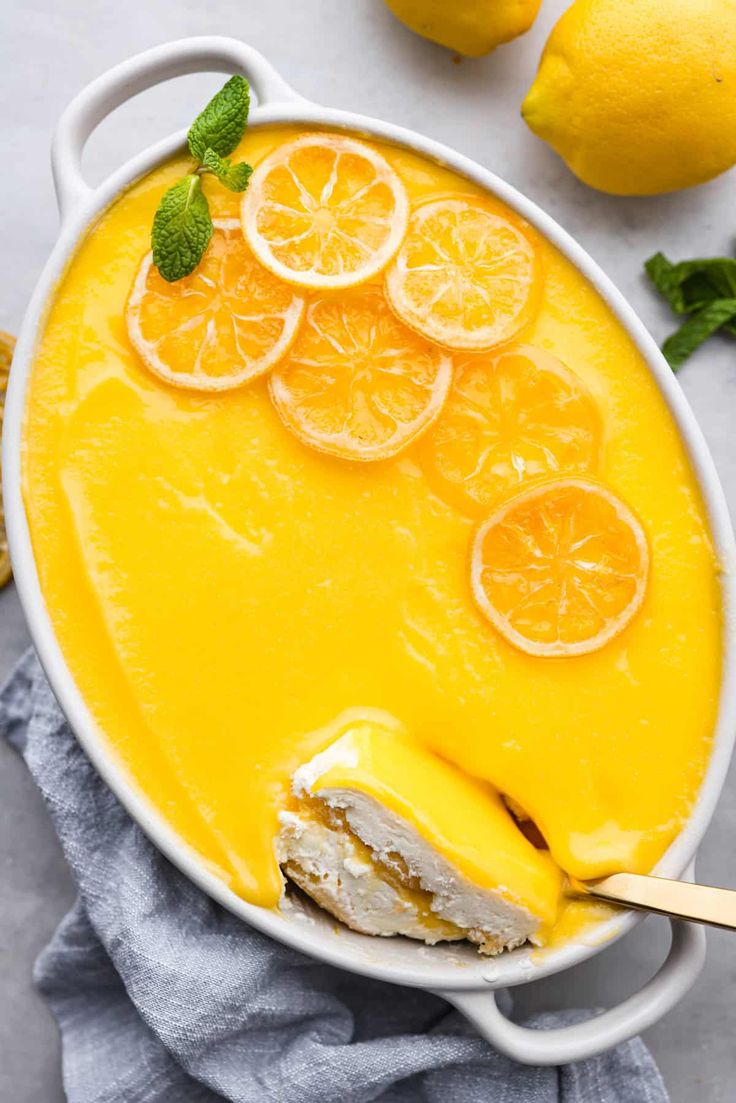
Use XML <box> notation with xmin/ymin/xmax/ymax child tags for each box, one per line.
<box><xmin>436</xmin><ymin>915</ymin><xmax>705</xmax><ymax>1065</ymax></box>
<box><xmin>51</xmin><ymin>36</ymin><xmax>304</xmax><ymax>219</ymax></box>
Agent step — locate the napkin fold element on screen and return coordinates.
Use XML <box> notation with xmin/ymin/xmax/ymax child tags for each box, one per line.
<box><xmin>1</xmin><ymin>650</ymin><xmax>669</xmax><ymax>1103</ymax></box>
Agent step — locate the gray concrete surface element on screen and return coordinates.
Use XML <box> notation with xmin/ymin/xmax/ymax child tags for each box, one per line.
<box><xmin>1</xmin><ymin>1</ymin><xmax>735</xmax><ymax>1099</ymax></box>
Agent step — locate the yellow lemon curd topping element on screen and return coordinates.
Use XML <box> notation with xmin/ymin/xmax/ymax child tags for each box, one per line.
<box><xmin>306</xmin><ymin>721</ymin><xmax>562</xmax><ymax>927</ymax></box>
<box><xmin>23</xmin><ymin>127</ymin><xmax>721</xmax><ymax>930</ymax></box>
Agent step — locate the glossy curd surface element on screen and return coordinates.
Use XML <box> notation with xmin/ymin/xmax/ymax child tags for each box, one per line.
<box><xmin>23</xmin><ymin>126</ymin><xmax>722</xmax><ymax>927</ymax></box>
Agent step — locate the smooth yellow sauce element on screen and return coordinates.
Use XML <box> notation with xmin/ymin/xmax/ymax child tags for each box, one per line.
<box><xmin>24</xmin><ymin>126</ymin><xmax>721</xmax><ymax>927</ymax></box>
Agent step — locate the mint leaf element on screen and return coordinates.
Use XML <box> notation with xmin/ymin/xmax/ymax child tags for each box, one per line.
<box><xmin>646</xmin><ymin>252</ymin><xmax>736</xmax><ymax>313</ymax></box>
<box><xmin>645</xmin><ymin>250</ymin><xmax>736</xmax><ymax>368</ymax></box>
<box><xmin>188</xmin><ymin>75</ymin><xmax>250</xmax><ymax>161</ymax></box>
<box><xmin>201</xmin><ymin>148</ymin><xmax>253</xmax><ymax>192</ymax></box>
<box><xmin>151</xmin><ymin>175</ymin><xmax>213</xmax><ymax>282</ymax></box>
<box><xmin>662</xmin><ymin>299</ymin><xmax>736</xmax><ymax>371</ymax></box>
<box><xmin>678</xmin><ymin>259</ymin><xmax>736</xmax><ymax>304</ymax></box>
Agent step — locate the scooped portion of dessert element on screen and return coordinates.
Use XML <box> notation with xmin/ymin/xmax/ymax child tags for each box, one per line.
<box><xmin>277</xmin><ymin>723</ymin><xmax>561</xmax><ymax>954</ymax></box>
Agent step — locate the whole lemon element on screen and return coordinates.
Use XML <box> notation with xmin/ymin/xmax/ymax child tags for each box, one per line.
<box><xmin>522</xmin><ymin>0</ymin><xmax>736</xmax><ymax>195</ymax></box>
<box><xmin>384</xmin><ymin>0</ymin><xmax>542</xmax><ymax>57</ymax></box>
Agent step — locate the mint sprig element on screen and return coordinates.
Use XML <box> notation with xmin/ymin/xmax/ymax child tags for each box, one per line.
<box><xmin>151</xmin><ymin>76</ymin><xmax>253</xmax><ymax>282</ymax></box>
<box><xmin>645</xmin><ymin>251</ymin><xmax>736</xmax><ymax>370</ymax></box>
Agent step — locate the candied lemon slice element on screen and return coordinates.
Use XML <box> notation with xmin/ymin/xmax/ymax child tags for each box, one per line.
<box><xmin>0</xmin><ymin>330</ymin><xmax>14</xmax><ymax>589</ymax></box>
<box><xmin>241</xmin><ymin>134</ymin><xmax>409</xmax><ymax>289</ymax></box>
<box><xmin>422</xmin><ymin>344</ymin><xmax>602</xmax><ymax>515</ymax></box>
<box><xmin>385</xmin><ymin>197</ymin><xmax>541</xmax><ymax>350</ymax></box>
<box><xmin>126</xmin><ymin>220</ymin><xmax>305</xmax><ymax>391</ymax></box>
<box><xmin>269</xmin><ymin>286</ymin><xmax>452</xmax><ymax>461</ymax></box>
<box><xmin>470</xmin><ymin>478</ymin><xmax>649</xmax><ymax>657</ymax></box>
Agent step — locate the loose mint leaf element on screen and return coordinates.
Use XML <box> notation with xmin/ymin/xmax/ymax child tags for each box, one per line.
<box><xmin>201</xmin><ymin>148</ymin><xmax>253</xmax><ymax>192</ymax></box>
<box><xmin>662</xmin><ymin>298</ymin><xmax>736</xmax><ymax>371</ymax></box>
<box><xmin>646</xmin><ymin>250</ymin><xmax>736</xmax><ymax>367</ymax></box>
<box><xmin>674</xmin><ymin>259</ymin><xmax>736</xmax><ymax>306</ymax></box>
<box><xmin>188</xmin><ymin>75</ymin><xmax>250</xmax><ymax>161</ymax></box>
<box><xmin>151</xmin><ymin>175</ymin><xmax>213</xmax><ymax>282</ymax></box>
<box><xmin>646</xmin><ymin>252</ymin><xmax>736</xmax><ymax>313</ymax></box>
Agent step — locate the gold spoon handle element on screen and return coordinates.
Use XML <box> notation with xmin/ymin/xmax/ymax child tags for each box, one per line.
<box><xmin>568</xmin><ymin>872</ymin><xmax>736</xmax><ymax>931</ymax></box>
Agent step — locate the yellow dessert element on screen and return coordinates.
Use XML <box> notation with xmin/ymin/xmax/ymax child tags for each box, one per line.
<box><xmin>279</xmin><ymin>721</ymin><xmax>561</xmax><ymax>953</ymax></box>
<box><xmin>22</xmin><ymin>125</ymin><xmax>722</xmax><ymax>948</ymax></box>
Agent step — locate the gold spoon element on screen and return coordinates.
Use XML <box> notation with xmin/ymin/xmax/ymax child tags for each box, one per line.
<box><xmin>568</xmin><ymin>872</ymin><xmax>736</xmax><ymax>931</ymax></box>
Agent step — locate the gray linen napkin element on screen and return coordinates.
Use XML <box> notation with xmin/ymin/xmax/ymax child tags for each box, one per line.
<box><xmin>1</xmin><ymin>649</ymin><xmax>670</xmax><ymax>1103</ymax></box>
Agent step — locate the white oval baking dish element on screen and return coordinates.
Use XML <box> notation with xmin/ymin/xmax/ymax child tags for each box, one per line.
<box><xmin>4</xmin><ymin>37</ymin><xmax>736</xmax><ymax>1065</ymax></box>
